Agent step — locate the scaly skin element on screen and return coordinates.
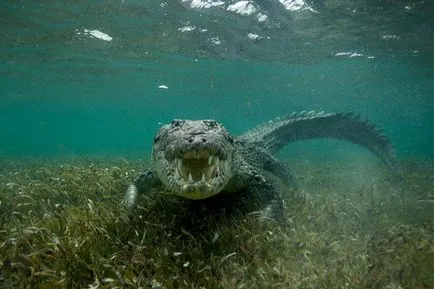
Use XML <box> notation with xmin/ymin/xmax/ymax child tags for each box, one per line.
<box><xmin>123</xmin><ymin>112</ymin><xmax>399</xmax><ymax>221</ymax></box>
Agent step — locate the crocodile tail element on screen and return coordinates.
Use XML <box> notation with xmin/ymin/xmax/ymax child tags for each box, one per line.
<box><xmin>239</xmin><ymin>111</ymin><xmax>399</xmax><ymax>173</ymax></box>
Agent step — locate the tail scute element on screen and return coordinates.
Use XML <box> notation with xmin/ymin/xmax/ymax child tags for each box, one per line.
<box><xmin>238</xmin><ymin>111</ymin><xmax>399</xmax><ymax>173</ymax></box>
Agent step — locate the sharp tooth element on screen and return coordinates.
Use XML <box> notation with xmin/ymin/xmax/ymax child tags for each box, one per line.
<box><xmin>188</xmin><ymin>173</ymin><xmax>193</xmax><ymax>183</ymax></box>
<box><xmin>182</xmin><ymin>184</ymin><xmax>188</xmax><ymax>190</ymax></box>
<box><xmin>175</xmin><ymin>168</ymin><xmax>181</xmax><ymax>180</ymax></box>
<box><xmin>201</xmin><ymin>173</ymin><xmax>206</xmax><ymax>182</ymax></box>
<box><xmin>215</xmin><ymin>157</ymin><xmax>219</xmax><ymax>167</ymax></box>
<box><xmin>177</xmin><ymin>158</ymin><xmax>183</xmax><ymax>171</ymax></box>
<box><xmin>208</xmin><ymin>155</ymin><xmax>213</xmax><ymax>165</ymax></box>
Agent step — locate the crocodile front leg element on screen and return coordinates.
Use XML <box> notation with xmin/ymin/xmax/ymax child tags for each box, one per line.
<box><xmin>122</xmin><ymin>169</ymin><xmax>163</xmax><ymax>209</ymax></box>
<box><xmin>229</xmin><ymin>162</ymin><xmax>285</xmax><ymax>222</ymax></box>
<box><xmin>248</xmin><ymin>173</ymin><xmax>285</xmax><ymax>222</ymax></box>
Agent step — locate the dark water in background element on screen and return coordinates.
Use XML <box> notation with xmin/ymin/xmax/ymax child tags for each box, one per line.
<box><xmin>1</xmin><ymin>0</ymin><xmax>433</xmax><ymax>160</ymax></box>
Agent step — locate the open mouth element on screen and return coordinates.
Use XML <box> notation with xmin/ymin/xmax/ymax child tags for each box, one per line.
<box><xmin>171</xmin><ymin>149</ymin><xmax>226</xmax><ymax>196</ymax></box>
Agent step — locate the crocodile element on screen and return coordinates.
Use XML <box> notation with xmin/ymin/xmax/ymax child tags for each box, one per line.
<box><xmin>123</xmin><ymin>111</ymin><xmax>398</xmax><ymax>220</ymax></box>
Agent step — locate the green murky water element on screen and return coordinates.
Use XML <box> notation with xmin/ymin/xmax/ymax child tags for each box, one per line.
<box><xmin>1</xmin><ymin>0</ymin><xmax>433</xmax><ymax>160</ymax></box>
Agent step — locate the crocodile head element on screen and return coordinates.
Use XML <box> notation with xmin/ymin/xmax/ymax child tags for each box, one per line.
<box><xmin>152</xmin><ymin>119</ymin><xmax>234</xmax><ymax>199</ymax></box>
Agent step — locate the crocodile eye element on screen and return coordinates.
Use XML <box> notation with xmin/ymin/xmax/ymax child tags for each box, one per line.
<box><xmin>171</xmin><ymin>119</ymin><xmax>185</xmax><ymax>128</ymax></box>
<box><xmin>204</xmin><ymin>120</ymin><xmax>218</xmax><ymax>128</ymax></box>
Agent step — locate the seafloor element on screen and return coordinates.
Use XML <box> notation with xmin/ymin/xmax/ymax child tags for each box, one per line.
<box><xmin>0</xmin><ymin>158</ymin><xmax>432</xmax><ymax>289</ymax></box>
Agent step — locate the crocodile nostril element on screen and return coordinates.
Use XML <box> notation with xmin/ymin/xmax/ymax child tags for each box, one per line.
<box><xmin>187</xmin><ymin>136</ymin><xmax>208</xmax><ymax>144</ymax></box>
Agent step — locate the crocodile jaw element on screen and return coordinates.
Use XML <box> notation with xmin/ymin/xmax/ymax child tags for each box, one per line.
<box><xmin>154</xmin><ymin>149</ymin><xmax>232</xmax><ymax>199</ymax></box>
